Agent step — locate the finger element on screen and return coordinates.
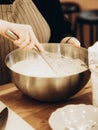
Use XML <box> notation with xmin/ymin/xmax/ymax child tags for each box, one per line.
<box><xmin>60</xmin><ymin>37</ymin><xmax>70</xmax><ymax>43</ymax></box>
<box><xmin>13</xmin><ymin>38</ymin><xmax>25</xmax><ymax>46</ymax></box>
<box><xmin>69</xmin><ymin>38</ymin><xmax>81</xmax><ymax>47</ymax></box>
<box><xmin>60</xmin><ymin>37</ymin><xmax>81</xmax><ymax>47</ymax></box>
<box><xmin>24</xmin><ymin>42</ymin><xmax>35</xmax><ymax>50</ymax></box>
<box><xmin>13</xmin><ymin>31</ymin><xmax>30</xmax><ymax>48</ymax></box>
<box><xmin>29</xmin><ymin>28</ymin><xmax>43</xmax><ymax>51</ymax></box>
<box><xmin>18</xmin><ymin>36</ymin><xmax>30</xmax><ymax>48</ymax></box>
<box><xmin>34</xmin><ymin>43</ymin><xmax>44</xmax><ymax>52</ymax></box>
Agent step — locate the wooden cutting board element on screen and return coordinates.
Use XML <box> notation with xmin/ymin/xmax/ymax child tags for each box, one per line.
<box><xmin>0</xmin><ymin>101</ymin><xmax>35</xmax><ymax>130</ymax></box>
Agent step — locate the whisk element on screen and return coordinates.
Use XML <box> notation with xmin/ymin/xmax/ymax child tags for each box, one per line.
<box><xmin>33</xmin><ymin>48</ymin><xmax>75</xmax><ymax>75</ymax></box>
<box><xmin>5</xmin><ymin>29</ymin><xmax>74</xmax><ymax>76</ymax></box>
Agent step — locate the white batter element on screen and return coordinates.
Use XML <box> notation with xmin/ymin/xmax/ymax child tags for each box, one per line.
<box><xmin>10</xmin><ymin>56</ymin><xmax>88</xmax><ymax>77</ymax></box>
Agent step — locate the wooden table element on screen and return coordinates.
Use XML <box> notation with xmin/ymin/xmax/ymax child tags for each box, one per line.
<box><xmin>0</xmin><ymin>80</ymin><xmax>92</xmax><ymax>130</ymax></box>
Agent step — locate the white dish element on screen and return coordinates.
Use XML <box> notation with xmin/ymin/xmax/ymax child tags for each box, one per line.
<box><xmin>0</xmin><ymin>101</ymin><xmax>35</xmax><ymax>130</ymax></box>
<box><xmin>48</xmin><ymin>104</ymin><xmax>98</xmax><ymax>130</ymax></box>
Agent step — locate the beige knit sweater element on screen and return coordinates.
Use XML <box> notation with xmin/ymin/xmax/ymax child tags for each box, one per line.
<box><xmin>0</xmin><ymin>0</ymin><xmax>50</xmax><ymax>84</ymax></box>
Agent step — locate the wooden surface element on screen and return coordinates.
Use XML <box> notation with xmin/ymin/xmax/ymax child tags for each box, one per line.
<box><xmin>0</xmin><ymin>80</ymin><xmax>92</xmax><ymax>130</ymax></box>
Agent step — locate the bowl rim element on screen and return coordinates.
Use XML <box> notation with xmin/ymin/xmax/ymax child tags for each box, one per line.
<box><xmin>5</xmin><ymin>43</ymin><xmax>89</xmax><ymax>78</ymax></box>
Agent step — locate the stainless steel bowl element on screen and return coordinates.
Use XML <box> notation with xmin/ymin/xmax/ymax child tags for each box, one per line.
<box><xmin>5</xmin><ymin>44</ymin><xmax>90</xmax><ymax>102</ymax></box>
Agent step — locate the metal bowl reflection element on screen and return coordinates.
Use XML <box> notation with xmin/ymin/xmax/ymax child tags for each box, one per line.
<box><xmin>5</xmin><ymin>44</ymin><xmax>90</xmax><ymax>102</ymax></box>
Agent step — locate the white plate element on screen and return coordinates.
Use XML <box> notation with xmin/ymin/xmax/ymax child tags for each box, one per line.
<box><xmin>48</xmin><ymin>104</ymin><xmax>98</xmax><ymax>130</ymax></box>
<box><xmin>0</xmin><ymin>101</ymin><xmax>35</xmax><ymax>130</ymax></box>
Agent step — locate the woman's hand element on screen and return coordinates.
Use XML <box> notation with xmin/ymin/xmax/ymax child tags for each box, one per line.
<box><xmin>0</xmin><ymin>20</ymin><xmax>43</xmax><ymax>51</ymax></box>
<box><xmin>60</xmin><ymin>36</ymin><xmax>81</xmax><ymax>47</ymax></box>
